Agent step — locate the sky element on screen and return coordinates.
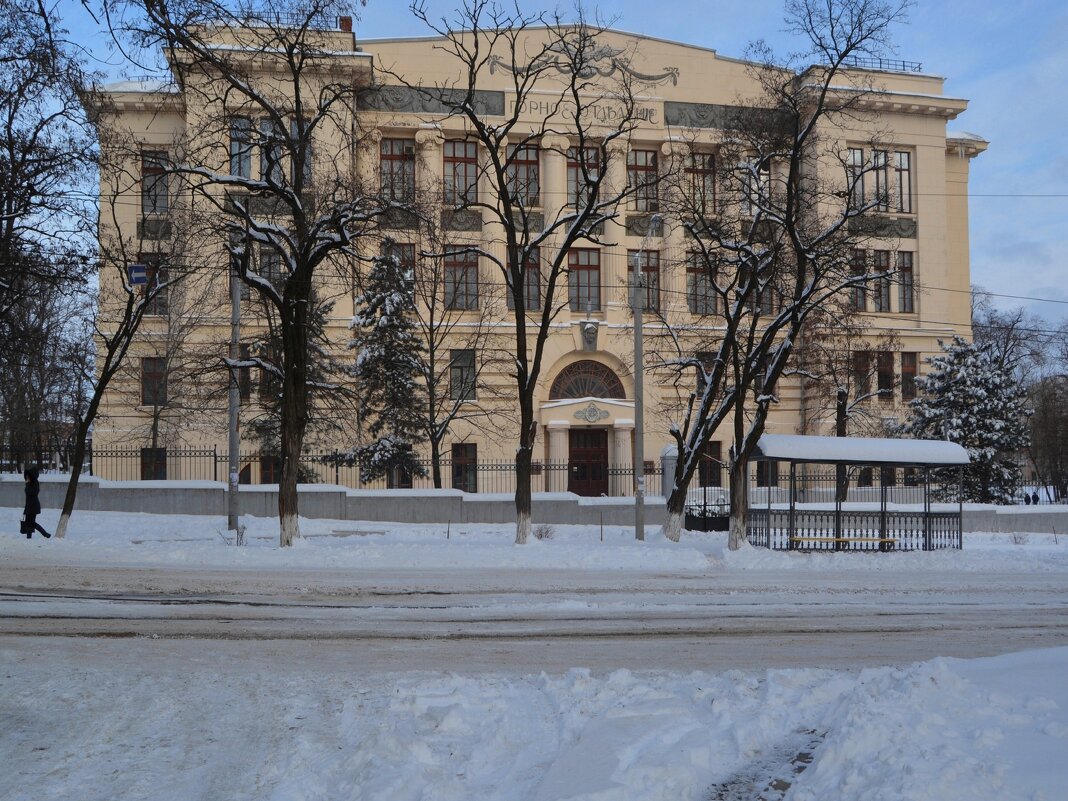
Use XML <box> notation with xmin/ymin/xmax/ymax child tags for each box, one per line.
<box><xmin>63</xmin><ymin>0</ymin><xmax>1068</xmax><ymax>326</ymax></box>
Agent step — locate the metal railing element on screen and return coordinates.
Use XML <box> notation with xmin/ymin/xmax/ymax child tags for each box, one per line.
<box><xmin>0</xmin><ymin>447</ymin><xmax>662</xmax><ymax>497</ymax></box>
<box><xmin>748</xmin><ymin>508</ymin><xmax>961</xmax><ymax>552</ymax></box>
<box><xmin>843</xmin><ymin>56</ymin><xmax>924</xmax><ymax>73</ymax></box>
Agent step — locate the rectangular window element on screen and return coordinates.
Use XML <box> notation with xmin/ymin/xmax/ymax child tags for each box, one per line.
<box><xmin>898</xmin><ymin>251</ymin><xmax>914</xmax><ymax>313</ymax></box>
<box><xmin>877</xmin><ymin>352</ymin><xmax>894</xmax><ymax>400</ymax></box>
<box><xmin>567</xmin><ymin>146</ymin><xmax>599</xmax><ymax>209</ymax></box>
<box><xmin>895</xmin><ymin>151</ymin><xmax>912</xmax><ymax>213</ymax></box>
<box><xmin>444</xmin><ymin>246</ymin><xmax>478</xmax><ymax>310</ymax></box>
<box><xmin>695</xmin><ymin>350</ymin><xmax>715</xmax><ymax>395</ymax></box>
<box><xmin>873</xmin><ymin>149</ymin><xmax>890</xmax><ymax>212</ymax></box>
<box><xmin>687</xmin><ymin>252</ymin><xmax>718</xmax><ymax>315</ymax></box>
<box><xmin>742</xmin><ymin>158</ymin><xmax>771</xmax><ymax>216</ymax></box>
<box><xmin>756</xmin><ymin>460</ymin><xmax>779</xmax><ymax>487</ymax></box>
<box><xmin>847</xmin><ymin>147</ymin><xmax>864</xmax><ymax>210</ymax></box>
<box><xmin>443</xmin><ymin>140</ymin><xmax>478</xmax><ymax>205</ymax></box>
<box><xmin>901</xmin><ymin>352</ymin><xmax>918</xmax><ymax>401</ymax></box>
<box><xmin>697</xmin><ymin>441</ymin><xmax>722</xmax><ymax>488</ymax></box>
<box><xmin>627</xmin><ymin>250</ymin><xmax>660</xmax><ymax>312</ymax></box>
<box><xmin>141</xmin><ymin>356</ymin><xmax>167</xmax><ymax>406</ymax></box>
<box><xmin>387</xmin><ymin>461</ymin><xmax>414</xmax><ymax>489</ymax></box>
<box><xmin>289</xmin><ymin>118</ymin><xmax>312</xmax><ymax>185</ymax></box>
<box><xmin>259</xmin><ymin>118</ymin><xmax>284</xmax><ymax>184</ymax></box>
<box><xmin>568</xmin><ymin>248</ymin><xmax>601</xmax><ymax>312</ymax></box>
<box><xmin>260</xmin><ymin>246</ymin><xmax>285</xmax><ymax>288</ymax></box>
<box><xmin>382</xmin><ymin>240</ymin><xmax>416</xmax><ymax>271</ymax></box>
<box><xmin>507</xmin><ymin>246</ymin><xmax>541</xmax><ymax>311</ymax></box>
<box><xmin>138</xmin><ymin>253</ymin><xmax>168</xmax><ymax>316</ymax></box>
<box><xmin>449</xmin><ymin>349</ymin><xmax>476</xmax><ymax>401</ymax></box>
<box><xmin>140</xmin><ymin>447</ymin><xmax>167</xmax><ymax>481</ymax></box>
<box><xmin>850</xmin><ymin>249</ymin><xmax>867</xmax><ymax>312</ymax></box>
<box><xmin>506</xmin><ymin>144</ymin><xmax>540</xmax><ymax>207</ymax></box>
<box><xmin>380</xmin><ymin>138</ymin><xmax>415</xmax><ymax>202</ymax></box>
<box><xmin>451</xmin><ymin>443</ymin><xmax>478</xmax><ymax>493</ymax></box>
<box><xmin>627</xmin><ymin>149</ymin><xmax>658</xmax><ymax>212</ymax></box>
<box><xmin>260</xmin><ymin>454</ymin><xmax>281</xmax><ymax>484</ymax></box>
<box><xmin>141</xmin><ymin>151</ymin><xmax>169</xmax><ymax>215</ymax></box>
<box><xmin>852</xmin><ymin>350</ymin><xmax>872</xmax><ymax>396</ymax></box>
<box><xmin>872</xmin><ymin>250</ymin><xmax>891</xmax><ymax>312</ymax></box>
<box><xmin>229</xmin><ymin>117</ymin><xmax>252</xmax><ymax>179</ymax></box>
<box><xmin>858</xmin><ymin>467</ymin><xmax>874</xmax><ymax>487</ymax></box>
<box><xmin>687</xmin><ymin>152</ymin><xmax>716</xmax><ymax>216</ymax></box>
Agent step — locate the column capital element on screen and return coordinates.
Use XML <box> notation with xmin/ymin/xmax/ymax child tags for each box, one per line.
<box><xmin>364</xmin><ymin>128</ymin><xmax>383</xmax><ymax>145</ymax></box>
<box><xmin>546</xmin><ymin>419</ymin><xmax>572</xmax><ymax>430</ymax></box>
<box><xmin>415</xmin><ymin>126</ymin><xmax>444</xmax><ymax>147</ymax></box>
<box><xmin>540</xmin><ymin>134</ymin><xmax>570</xmax><ymax>152</ymax></box>
<box><xmin>613</xmin><ymin>418</ymin><xmax>635</xmax><ymax>430</ymax></box>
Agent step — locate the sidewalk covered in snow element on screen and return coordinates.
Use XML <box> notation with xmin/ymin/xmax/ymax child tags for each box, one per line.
<box><xmin>747</xmin><ymin>434</ymin><xmax>970</xmax><ymax>551</ymax></box>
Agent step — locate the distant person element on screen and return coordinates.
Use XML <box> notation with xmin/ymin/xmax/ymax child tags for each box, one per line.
<box><xmin>1024</xmin><ymin>493</ymin><xmax>1031</xmax><ymax>505</ymax></box>
<box><xmin>1032</xmin><ymin>491</ymin><xmax>1040</xmax><ymax>506</ymax></box>
<box><xmin>20</xmin><ymin>467</ymin><xmax>51</xmax><ymax>539</ymax></box>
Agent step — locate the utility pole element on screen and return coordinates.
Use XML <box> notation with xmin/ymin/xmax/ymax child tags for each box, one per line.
<box><xmin>632</xmin><ymin>268</ymin><xmax>645</xmax><ymax>541</ymax></box>
<box><xmin>228</xmin><ymin>262</ymin><xmax>241</xmax><ymax>539</ymax></box>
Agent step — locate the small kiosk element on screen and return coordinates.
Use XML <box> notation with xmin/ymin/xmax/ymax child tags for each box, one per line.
<box><xmin>747</xmin><ymin>434</ymin><xmax>970</xmax><ymax>551</ymax></box>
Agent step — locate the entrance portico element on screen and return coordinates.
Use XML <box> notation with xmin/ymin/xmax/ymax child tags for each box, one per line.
<box><xmin>542</xmin><ymin>397</ymin><xmax>635</xmax><ymax>496</ymax></box>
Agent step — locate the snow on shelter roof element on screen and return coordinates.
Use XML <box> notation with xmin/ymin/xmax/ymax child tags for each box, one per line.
<box><xmin>753</xmin><ymin>434</ymin><xmax>970</xmax><ymax>466</ymax></box>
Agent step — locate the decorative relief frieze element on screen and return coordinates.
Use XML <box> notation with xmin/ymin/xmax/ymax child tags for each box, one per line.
<box><xmin>358</xmin><ymin>85</ymin><xmax>505</xmax><ymax>117</ymax></box>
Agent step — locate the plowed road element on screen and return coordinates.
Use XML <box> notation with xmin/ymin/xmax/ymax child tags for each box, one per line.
<box><xmin>2</xmin><ymin>564</ymin><xmax>1067</xmax><ymax>671</ymax></box>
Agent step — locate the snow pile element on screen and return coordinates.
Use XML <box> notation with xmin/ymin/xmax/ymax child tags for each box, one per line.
<box><xmin>1</xmin><ymin>644</ymin><xmax>1065</xmax><ymax>800</ymax></box>
<box><xmin>3</xmin><ymin>506</ymin><xmax>1068</xmax><ymax>574</ymax></box>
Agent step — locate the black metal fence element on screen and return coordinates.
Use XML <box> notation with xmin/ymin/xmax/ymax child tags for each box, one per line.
<box><xmin>747</xmin><ymin>509</ymin><xmax>962</xmax><ymax>552</ymax></box>
<box><xmin>0</xmin><ymin>447</ymin><xmax>663</xmax><ymax>497</ymax></box>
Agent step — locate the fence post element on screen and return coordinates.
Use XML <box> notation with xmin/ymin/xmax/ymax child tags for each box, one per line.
<box><xmin>88</xmin><ymin>445</ymin><xmax>94</xmax><ymax>477</ymax></box>
<box><xmin>213</xmin><ymin>445</ymin><xmax>218</xmax><ymax>483</ymax></box>
<box><xmin>334</xmin><ymin>449</ymin><xmax>340</xmax><ymax>485</ymax></box>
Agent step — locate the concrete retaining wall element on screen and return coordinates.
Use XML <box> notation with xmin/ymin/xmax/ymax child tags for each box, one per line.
<box><xmin>5</xmin><ymin>475</ymin><xmax>1067</xmax><ymax>532</ymax></box>
<box><xmin>0</xmin><ymin>475</ymin><xmax>666</xmax><ymax>526</ymax></box>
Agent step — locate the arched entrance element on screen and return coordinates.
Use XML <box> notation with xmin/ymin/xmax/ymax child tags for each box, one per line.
<box><xmin>545</xmin><ymin>360</ymin><xmax>629</xmax><ymax>496</ymax></box>
<box><xmin>549</xmin><ymin>360</ymin><xmax>626</xmax><ymax>400</ymax></box>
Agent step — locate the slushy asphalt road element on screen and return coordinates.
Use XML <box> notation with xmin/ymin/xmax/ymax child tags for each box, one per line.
<box><xmin>2</xmin><ymin>563</ymin><xmax>1067</xmax><ymax>671</ymax></box>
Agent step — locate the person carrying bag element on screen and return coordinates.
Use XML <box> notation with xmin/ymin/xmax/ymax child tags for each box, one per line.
<box><xmin>21</xmin><ymin>467</ymin><xmax>51</xmax><ymax>539</ymax></box>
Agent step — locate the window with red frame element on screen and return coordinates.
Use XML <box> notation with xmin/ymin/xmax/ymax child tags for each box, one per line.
<box><xmin>507</xmin><ymin>246</ymin><xmax>541</xmax><ymax>311</ymax></box>
<box><xmin>506</xmin><ymin>144</ymin><xmax>540</xmax><ymax>207</ymax></box>
<box><xmin>687</xmin><ymin>152</ymin><xmax>716</xmax><ymax>216</ymax></box>
<box><xmin>627</xmin><ymin>149</ymin><xmax>658</xmax><ymax>212</ymax></box>
<box><xmin>444</xmin><ymin>246</ymin><xmax>478</xmax><ymax>310</ymax></box>
<box><xmin>443</xmin><ymin>140</ymin><xmax>478</xmax><ymax>204</ymax></box>
<box><xmin>141</xmin><ymin>357</ymin><xmax>167</xmax><ymax>406</ymax></box>
<box><xmin>567</xmin><ymin>146</ymin><xmax>599</xmax><ymax>209</ymax></box>
<box><xmin>901</xmin><ymin>352</ymin><xmax>917</xmax><ymax>401</ymax></box>
<box><xmin>686</xmin><ymin>252</ymin><xmax>717</xmax><ymax>315</ymax></box>
<box><xmin>568</xmin><ymin>248</ymin><xmax>600</xmax><ymax>312</ymax></box>
<box><xmin>877</xmin><ymin>352</ymin><xmax>895</xmax><ymax>400</ymax></box>
<box><xmin>141</xmin><ymin>151</ymin><xmax>169</xmax><ymax>215</ymax></box>
<box><xmin>627</xmin><ymin>250</ymin><xmax>660</xmax><ymax>312</ymax></box>
<box><xmin>380</xmin><ymin>138</ymin><xmax>415</xmax><ymax>202</ymax></box>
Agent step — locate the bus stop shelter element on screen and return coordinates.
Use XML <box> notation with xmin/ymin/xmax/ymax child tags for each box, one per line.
<box><xmin>747</xmin><ymin>434</ymin><xmax>970</xmax><ymax>551</ymax></box>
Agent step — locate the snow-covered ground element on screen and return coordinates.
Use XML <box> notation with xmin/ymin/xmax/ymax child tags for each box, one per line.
<box><xmin>2</xmin><ymin>506</ymin><xmax>1068</xmax><ymax>800</ymax></box>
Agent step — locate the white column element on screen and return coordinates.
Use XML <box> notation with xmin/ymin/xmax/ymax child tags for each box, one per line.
<box><xmin>540</xmin><ymin>134</ymin><xmax>569</xmax><ymax>226</ymax></box>
<box><xmin>613</xmin><ymin>418</ymin><xmax>635</xmax><ymax>496</ymax></box>
<box><xmin>547</xmin><ymin>420</ymin><xmax>570</xmax><ymax>492</ymax></box>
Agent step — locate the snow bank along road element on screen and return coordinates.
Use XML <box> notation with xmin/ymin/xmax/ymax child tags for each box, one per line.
<box><xmin>3</xmin><ymin>562</ymin><xmax>1068</xmax><ymax>671</ymax></box>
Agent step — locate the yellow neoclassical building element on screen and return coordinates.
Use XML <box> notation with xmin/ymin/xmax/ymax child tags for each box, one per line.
<box><xmin>92</xmin><ymin>17</ymin><xmax>985</xmax><ymax>495</ymax></box>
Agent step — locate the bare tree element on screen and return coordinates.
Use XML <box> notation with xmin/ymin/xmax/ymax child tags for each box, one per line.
<box><xmin>54</xmin><ymin>147</ymin><xmax>182</xmax><ymax>537</ymax></box>
<box><xmin>652</xmin><ymin>0</ymin><xmax>912</xmax><ymax>546</ymax></box>
<box><xmin>402</xmin><ymin>1</ymin><xmax>647</xmax><ymax>543</ymax></box>
<box><xmin>114</xmin><ymin>0</ymin><xmax>387</xmax><ymax>545</ymax></box>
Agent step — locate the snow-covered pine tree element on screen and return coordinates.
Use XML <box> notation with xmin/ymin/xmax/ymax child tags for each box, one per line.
<box><xmin>350</xmin><ymin>247</ymin><xmax>427</xmax><ymax>482</ymax></box>
<box><xmin>903</xmin><ymin>336</ymin><xmax>1031</xmax><ymax>503</ymax></box>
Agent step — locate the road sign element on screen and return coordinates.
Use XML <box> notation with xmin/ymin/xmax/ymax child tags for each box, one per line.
<box><xmin>128</xmin><ymin>264</ymin><xmax>148</xmax><ymax>286</ymax></box>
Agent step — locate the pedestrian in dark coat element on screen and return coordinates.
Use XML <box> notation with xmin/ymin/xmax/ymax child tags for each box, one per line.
<box><xmin>21</xmin><ymin>467</ymin><xmax>50</xmax><ymax>539</ymax></box>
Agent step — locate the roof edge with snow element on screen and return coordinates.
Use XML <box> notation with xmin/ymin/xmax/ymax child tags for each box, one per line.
<box><xmin>753</xmin><ymin>434</ymin><xmax>970</xmax><ymax>466</ymax></box>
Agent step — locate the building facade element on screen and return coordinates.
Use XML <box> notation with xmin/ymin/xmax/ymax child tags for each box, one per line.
<box><xmin>93</xmin><ymin>18</ymin><xmax>985</xmax><ymax>494</ymax></box>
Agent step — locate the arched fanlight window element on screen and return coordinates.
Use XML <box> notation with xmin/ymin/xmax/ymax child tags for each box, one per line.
<box><xmin>549</xmin><ymin>360</ymin><xmax>626</xmax><ymax>400</ymax></box>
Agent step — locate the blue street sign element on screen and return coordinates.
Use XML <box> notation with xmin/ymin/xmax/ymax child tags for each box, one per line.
<box><xmin>128</xmin><ymin>264</ymin><xmax>148</xmax><ymax>286</ymax></box>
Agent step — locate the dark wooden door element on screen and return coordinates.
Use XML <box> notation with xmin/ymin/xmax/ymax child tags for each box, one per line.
<box><xmin>568</xmin><ymin>429</ymin><xmax>609</xmax><ymax>496</ymax></box>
